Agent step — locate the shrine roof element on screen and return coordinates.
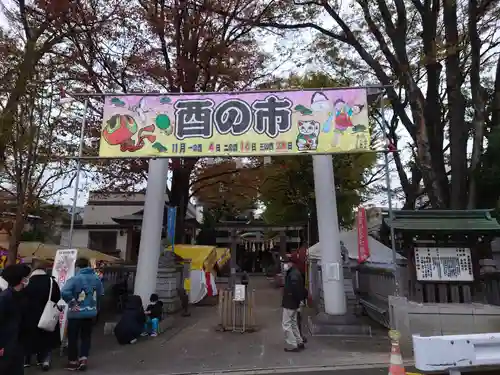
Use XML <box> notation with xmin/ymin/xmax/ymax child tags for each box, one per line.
<box><xmin>112</xmin><ymin>207</ymin><xmax>197</xmax><ymax>225</ymax></box>
<box><xmin>384</xmin><ymin>209</ymin><xmax>500</xmax><ymax>232</ymax></box>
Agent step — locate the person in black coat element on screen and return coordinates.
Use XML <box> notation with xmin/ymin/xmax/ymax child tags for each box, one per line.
<box><xmin>0</xmin><ymin>264</ymin><xmax>31</xmax><ymax>375</ymax></box>
<box><xmin>114</xmin><ymin>295</ymin><xmax>145</xmax><ymax>345</ymax></box>
<box><xmin>281</xmin><ymin>256</ymin><xmax>305</xmax><ymax>352</ymax></box>
<box><xmin>23</xmin><ymin>259</ymin><xmax>61</xmax><ymax>371</ymax></box>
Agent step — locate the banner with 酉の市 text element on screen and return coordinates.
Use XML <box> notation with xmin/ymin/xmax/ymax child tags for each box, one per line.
<box><xmin>98</xmin><ymin>89</ymin><xmax>370</xmax><ymax>158</ymax></box>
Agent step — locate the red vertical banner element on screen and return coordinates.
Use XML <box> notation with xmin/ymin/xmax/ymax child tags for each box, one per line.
<box><xmin>357</xmin><ymin>207</ymin><xmax>370</xmax><ymax>263</ymax></box>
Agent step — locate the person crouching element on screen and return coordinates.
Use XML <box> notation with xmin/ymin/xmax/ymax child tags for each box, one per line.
<box><xmin>142</xmin><ymin>293</ymin><xmax>163</xmax><ymax>337</ymax></box>
<box><xmin>114</xmin><ymin>295</ymin><xmax>145</xmax><ymax>345</ymax></box>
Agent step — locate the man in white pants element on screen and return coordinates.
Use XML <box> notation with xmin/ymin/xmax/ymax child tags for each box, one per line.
<box><xmin>281</xmin><ymin>256</ymin><xmax>305</xmax><ymax>352</ymax></box>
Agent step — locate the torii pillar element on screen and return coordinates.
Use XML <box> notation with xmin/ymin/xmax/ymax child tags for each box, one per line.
<box><xmin>311</xmin><ymin>154</ymin><xmax>370</xmax><ymax>335</ymax></box>
<box><xmin>312</xmin><ymin>154</ymin><xmax>346</xmax><ymax>315</ymax></box>
<box><xmin>134</xmin><ymin>158</ymin><xmax>169</xmax><ymax>306</ymax></box>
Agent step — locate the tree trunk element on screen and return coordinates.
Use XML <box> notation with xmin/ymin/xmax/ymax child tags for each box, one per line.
<box><xmin>0</xmin><ymin>42</ymin><xmax>38</xmax><ymax>165</ymax></box>
<box><xmin>170</xmin><ymin>158</ymin><xmax>198</xmax><ymax>243</ymax></box>
<box><xmin>491</xmin><ymin>54</ymin><xmax>500</xmax><ymax>130</ymax></box>
<box><xmin>409</xmin><ymin>102</ymin><xmax>448</xmax><ymax>207</ymax></box>
<box><xmin>443</xmin><ymin>0</ymin><xmax>468</xmax><ymax>209</ymax></box>
<box><xmin>422</xmin><ymin>0</ymin><xmax>449</xmax><ymax>207</ymax></box>
<box><xmin>7</xmin><ymin>208</ymin><xmax>25</xmax><ymax>266</ymax></box>
<box><xmin>467</xmin><ymin>0</ymin><xmax>486</xmax><ymax>209</ymax></box>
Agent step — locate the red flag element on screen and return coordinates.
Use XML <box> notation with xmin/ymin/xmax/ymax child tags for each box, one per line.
<box><xmin>387</xmin><ymin>139</ymin><xmax>397</xmax><ymax>152</ymax></box>
<box><xmin>357</xmin><ymin>207</ymin><xmax>370</xmax><ymax>263</ymax></box>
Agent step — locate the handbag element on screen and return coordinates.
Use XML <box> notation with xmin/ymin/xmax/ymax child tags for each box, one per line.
<box><xmin>38</xmin><ymin>276</ymin><xmax>60</xmax><ymax>332</ymax></box>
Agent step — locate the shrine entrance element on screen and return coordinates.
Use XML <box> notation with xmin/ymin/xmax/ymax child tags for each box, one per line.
<box><xmin>66</xmin><ymin>83</ymin><xmax>389</xmax><ymax>321</ymax></box>
<box><xmin>215</xmin><ymin>222</ymin><xmax>304</xmax><ymax>276</ymax></box>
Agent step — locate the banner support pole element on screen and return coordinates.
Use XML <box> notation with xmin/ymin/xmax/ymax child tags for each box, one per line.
<box><xmin>379</xmin><ymin>94</ymin><xmax>401</xmax><ymax>297</ymax></box>
<box><xmin>68</xmin><ymin>98</ymin><xmax>88</xmax><ymax>248</ymax></box>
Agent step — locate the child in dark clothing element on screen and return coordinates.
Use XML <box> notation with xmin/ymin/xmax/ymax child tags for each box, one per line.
<box><xmin>142</xmin><ymin>293</ymin><xmax>163</xmax><ymax>337</ymax></box>
<box><xmin>114</xmin><ymin>295</ymin><xmax>145</xmax><ymax>345</ymax></box>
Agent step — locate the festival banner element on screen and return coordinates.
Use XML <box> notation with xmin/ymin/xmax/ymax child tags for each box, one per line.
<box><xmin>52</xmin><ymin>249</ymin><xmax>78</xmax><ymax>342</ymax></box>
<box><xmin>99</xmin><ymin>89</ymin><xmax>370</xmax><ymax>158</ymax></box>
<box><xmin>357</xmin><ymin>207</ymin><xmax>370</xmax><ymax>263</ymax></box>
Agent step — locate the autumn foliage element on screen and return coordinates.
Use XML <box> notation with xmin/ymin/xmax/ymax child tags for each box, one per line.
<box><xmin>190</xmin><ymin>159</ymin><xmax>263</xmax><ymax>213</ymax></box>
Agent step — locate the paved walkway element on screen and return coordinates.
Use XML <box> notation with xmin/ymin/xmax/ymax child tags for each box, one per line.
<box><xmin>37</xmin><ymin>277</ymin><xmax>394</xmax><ymax>375</ymax></box>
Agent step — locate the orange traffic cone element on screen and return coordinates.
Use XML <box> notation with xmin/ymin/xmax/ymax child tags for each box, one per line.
<box><xmin>388</xmin><ymin>330</ymin><xmax>405</xmax><ymax>375</ymax></box>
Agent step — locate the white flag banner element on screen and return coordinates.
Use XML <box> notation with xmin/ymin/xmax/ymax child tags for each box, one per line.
<box><xmin>52</xmin><ymin>249</ymin><xmax>78</xmax><ymax>342</ymax></box>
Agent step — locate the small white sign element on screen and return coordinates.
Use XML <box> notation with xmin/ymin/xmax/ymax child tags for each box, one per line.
<box><xmin>324</xmin><ymin>262</ymin><xmax>341</xmax><ymax>281</ymax></box>
<box><xmin>234</xmin><ymin>284</ymin><xmax>246</xmax><ymax>301</ymax></box>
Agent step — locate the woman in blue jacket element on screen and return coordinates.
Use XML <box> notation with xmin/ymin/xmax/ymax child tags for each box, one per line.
<box><xmin>61</xmin><ymin>258</ymin><xmax>104</xmax><ymax>371</ymax></box>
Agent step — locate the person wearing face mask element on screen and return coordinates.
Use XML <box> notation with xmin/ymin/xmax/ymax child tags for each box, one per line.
<box><xmin>0</xmin><ymin>263</ymin><xmax>31</xmax><ymax>375</ymax></box>
<box><xmin>23</xmin><ymin>258</ymin><xmax>61</xmax><ymax>371</ymax></box>
<box><xmin>281</xmin><ymin>255</ymin><xmax>305</xmax><ymax>352</ymax></box>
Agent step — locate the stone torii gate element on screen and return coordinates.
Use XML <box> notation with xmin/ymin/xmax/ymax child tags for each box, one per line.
<box><xmin>214</xmin><ymin>222</ymin><xmax>305</xmax><ymax>284</ymax></box>
<box><xmin>87</xmin><ymin>85</ymin><xmax>388</xmax><ymax>319</ymax></box>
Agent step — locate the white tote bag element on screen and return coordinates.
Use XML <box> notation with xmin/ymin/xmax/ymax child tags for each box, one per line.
<box><xmin>38</xmin><ymin>276</ymin><xmax>60</xmax><ymax>332</ymax></box>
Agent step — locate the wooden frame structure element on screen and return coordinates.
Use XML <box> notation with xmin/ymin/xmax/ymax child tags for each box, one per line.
<box><xmin>214</xmin><ymin>221</ymin><xmax>305</xmax><ymax>286</ymax></box>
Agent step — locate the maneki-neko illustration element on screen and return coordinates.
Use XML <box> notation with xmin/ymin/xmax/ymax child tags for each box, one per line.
<box><xmin>296</xmin><ymin>120</ymin><xmax>320</xmax><ymax>151</ymax></box>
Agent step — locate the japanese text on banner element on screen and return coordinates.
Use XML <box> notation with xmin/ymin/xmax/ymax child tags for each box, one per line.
<box><xmin>357</xmin><ymin>207</ymin><xmax>370</xmax><ymax>263</ymax></box>
<box><xmin>99</xmin><ymin>89</ymin><xmax>370</xmax><ymax>158</ymax></box>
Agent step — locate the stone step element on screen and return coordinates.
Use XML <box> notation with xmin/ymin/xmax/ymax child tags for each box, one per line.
<box><xmin>307</xmin><ymin>313</ymin><xmax>373</xmax><ymax>336</ymax></box>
